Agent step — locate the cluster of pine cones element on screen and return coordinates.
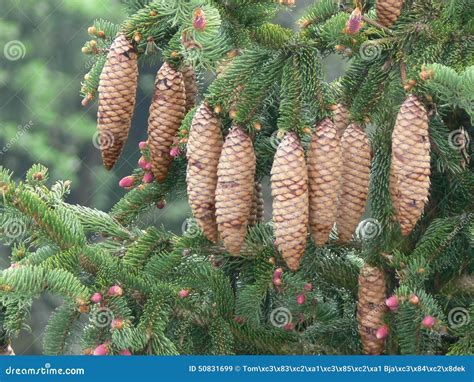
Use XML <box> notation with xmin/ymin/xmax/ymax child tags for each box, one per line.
<box><xmin>97</xmin><ymin>33</ymin><xmax>197</xmax><ymax>182</ymax></box>
<box><xmin>96</xmin><ymin>34</ymin><xmax>431</xmax><ymax>273</ymax></box>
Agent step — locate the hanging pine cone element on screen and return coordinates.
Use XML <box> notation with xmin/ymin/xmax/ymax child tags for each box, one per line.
<box><xmin>248</xmin><ymin>181</ymin><xmax>264</xmax><ymax>226</ymax></box>
<box><xmin>187</xmin><ymin>103</ymin><xmax>223</xmax><ymax>243</ymax></box>
<box><xmin>181</xmin><ymin>65</ymin><xmax>198</xmax><ymax>112</ymax></box>
<box><xmin>390</xmin><ymin>95</ymin><xmax>430</xmax><ymax>236</ymax></box>
<box><xmin>333</xmin><ymin>103</ymin><xmax>350</xmax><ymax>138</ymax></box>
<box><xmin>357</xmin><ymin>264</ymin><xmax>387</xmax><ymax>355</ymax></box>
<box><xmin>336</xmin><ymin>123</ymin><xmax>371</xmax><ymax>243</ymax></box>
<box><xmin>215</xmin><ymin>126</ymin><xmax>256</xmax><ymax>255</ymax></box>
<box><xmin>376</xmin><ymin>0</ymin><xmax>404</xmax><ymax>27</ymax></box>
<box><xmin>271</xmin><ymin>132</ymin><xmax>308</xmax><ymax>271</ymax></box>
<box><xmin>148</xmin><ymin>62</ymin><xmax>186</xmax><ymax>182</ymax></box>
<box><xmin>97</xmin><ymin>33</ymin><xmax>138</xmax><ymax>170</ymax></box>
<box><xmin>308</xmin><ymin>118</ymin><xmax>342</xmax><ymax>246</ymax></box>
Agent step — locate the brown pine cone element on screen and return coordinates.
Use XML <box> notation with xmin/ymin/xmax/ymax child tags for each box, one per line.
<box><xmin>308</xmin><ymin>118</ymin><xmax>342</xmax><ymax>246</ymax></box>
<box><xmin>97</xmin><ymin>33</ymin><xmax>138</xmax><ymax>170</ymax></box>
<box><xmin>376</xmin><ymin>0</ymin><xmax>405</xmax><ymax>27</ymax></box>
<box><xmin>215</xmin><ymin>126</ymin><xmax>256</xmax><ymax>255</ymax></box>
<box><xmin>357</xmin><ymin>264</ymin><xmax>387</xmax><ymax>355</ymax></box>
<box><xmin>390</xmin><ymin>95</ymin><xmax>430</xmax><ymax>236</ymax></box>
<box><xmin>333</xmin><ymin>103</ymin><xmax>350</xmax><ymax>138</ymax></box>
<box><xmin>248</xmin><ymin>181</ymin><xmax>264</xmax><ymax>226</ymax></box>
<box><xmin>181</xmin><ymin>65</ymin><xmax>198</xmax><ymax>112</ymax></box>
<box><xmin>336</xmin><ymin>123</ymin><xmax>371</xmax><ymax>243</ymax></box>
<box><xmin>187</xmin><ymin>103</ymin><xmax>223</xmax><ymax>243</ymax></box>
<box><xmin>271</xmin><ymin>132</ymin><xmax>308</xmax><ymax>271</ymax></box>
<box><xmin>148</xmin><ymin>62</ymin><xmax>186</xmax><ymax>182</ymax></box>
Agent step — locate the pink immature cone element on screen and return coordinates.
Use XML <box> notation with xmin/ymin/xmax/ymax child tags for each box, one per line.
<box><xmin>143</xmin><ymin>172</ymin><xmax>154</xmax><ymax>184</ymax></box>
<box><xmin>178</xmin><ymin>289</ymin><xmax>189</xmax><ymax>298</ymax></box>
<box><xmin>93</xmin><ymin>344</ymin><xmax>108</xmax><ymax>356</ymax></box>
<box><xmin>385</xmin><ymin>296</ymin><xmax>399</xmax><ymax>311</ymax></box>
<box><xmin>170</xmin><ymin>146</ymin><xmax>180</xmax><ymax>158</ymax></box>
<box><xmin>273</xmin><ymin>277</ymin><xmax>282</xmax><ymax>287</ymax></box>
<box><xmin>111</xmin><ymin>318</ymin><xmax>124</xmax><ymax>330</ymax></box>
<box><xmin>296</xmin><ymin>294</ymin><xmax>305</xmax><ymax>305</ymax></box>
<box><xmin>283</xmin><ymin>322</ymin><xmax>294</xmax><ymax>331</ymax></box>
<box><xmin>119</xmin><ymin>176</ymin><xmax>135</xmax><ymax>189</ymax></box>
<box><xmin>303</xmin><ymin>283</ymin><xmax>313</xmax><ymax>292</ymax></box>
<box><xmin>274</xmin><ymin>268</ymin><xmax>283</xmax><ymax>279</ymax></box>
<box><xmin>119</xmin><ymin>349</ymin><xmax>132</xmax><ymax>356</ymax></box>
<box><xmin>108</xmin><ymin>285</ymin><xmax>123</xmax><ymax>296</ymax></box>
<box><xmin>375</xmin><ymin>326</ymin><xmax>389</xmax><ymax>340</ymax></box>
<box><xmin>346</xmin><ymin>8</ymin><xmax>362</xmax><ymax>35</ymax></box>
<box><xmin>422</xmin><ymin>315</ymin><xmax>436</xmax><ymax>329</ymax></box>
<box><xmin>139</xmin><ymin>141</ymin><xmax>147</xmax><ymax>150</ymax></box>
<box><xmin>193</xmin><ymin>8</ymin><xmax>206</xmax><ymax>31</ymax></box>
<box><xmin>90</xmin><ymin>293</ymin><xmax>102</xmax><ymax>304</ymax></box>
<box><xmin>138</xmin><ymin>156</ymin><xmax>151</xmax><ymax>170</ymax></box>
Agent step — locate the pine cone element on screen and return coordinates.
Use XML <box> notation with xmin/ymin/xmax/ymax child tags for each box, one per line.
<box><xmin>148</xmin><ymin>62</ymin><xmax>186</xmax><ymax>182</ymax></box>
<box><xmin>376</xmin><ymin>0</ymin><xmax>404</xmax><ymax>27</ymax></box>
<box><xmin>336</xmin><ymin>123</ymin><xmax>371</xmax><ymax>243</ymax></box>
<box><xmin>248</xmin><ymin>181</ymin><xmax>264</xmax><ymax>226</ymax></box>
<box><xmin>97</xmin><ymin>33</ymin><xmax>138</xmax><ymax>170</ymax></box>
<box><xmin>187</xmin><ymin>103</ymin><xmax>223</xmax><ymax>243</ymax></box>
<box><xmin>308</xmin><ymin>118</ymin><xmax>342</xmax><ymax>246</ymax></box>
<box><xmin>182</xmin><ymin>65</ymin><xmax>198</xmax><ymax>112</ymax></box>
<box><xmin>390</xmin><ymin>95</ymin><xmax>430</xmax><ymax>236</ymax></box>
<box><xmin>357</xmin><ymin>264</ymin><xmax>387</xmax><ymax>355</ymax></box>
<box><xmin>333</xmin><ymin>103</ymin><xmax>350</xmax><ymax>138</ymax></box>
<box><xmin>271</xmin><ymin>132</ymin><xmax>308</xmax><ymax>271</ymax></box>
<box><xmin>215</xmin><ymin>126</ymin><xmax>256</xmax><ymax>255</ymax></box>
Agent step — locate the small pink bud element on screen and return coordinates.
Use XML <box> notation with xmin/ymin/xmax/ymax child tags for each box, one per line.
<box><xmin>119</xmin><ymin>349</ymin><xmax>132</xmax><ymax>356</ymax></box>
<box><xmin>111</xmin><ymin>318</ymin><xmax>124</xmax><ymax>330</ymax></box>
<box><xmin>346</xmin><ymin>7</ymin><xmax>362</xmax><ymax>35</ymax></box>
<box><xmin>409</xmin><ymin>294</ymin><xmax>420</xmax><ymax>305</ymax></box>
<box><xmin>375</xmin><ymin>325</ymin><xmax>389</xmax><ymax>340</ymax></box>
<box><xmin>142</xmin><ymin>172</ymin><xmax>154</xmax><ymax>184</ymax></box>
<box><xmin>283</xmin><ymin>322</ymin><xmax>294</xmax><ymax>331</ymax></box>
<box><xmin>274</xmin><ymin>268</ymin><xmax>283</xmax><ymax>279</ymax></box>
<box><xmin>296</xmin><ymin>293</ymin><xmax>305</xmax><ymax>305</ymax></box>
<box><xmin>9</xmin><ymin>262</ymin><xmax>19</xmax><ymax>269</ymax></box>
<box><xmin>93</xmin><ymin>344</ymin><xmax>108</xmax><ymax>356</ymax></box>
<box><xmin>119</xmin><ymin>176</ymin><xmax>135</xmax><ymax>188</ymax></box>
<box><xmin>138</xmin><ymin>156</ymin><xmax>149</xmax><ymax>170</ymax></box>
<box><xmin>422</xmin><ymin>315</ymin><xmax>435</xmax><ymax>329</ymax></box>
<box><xmin>193</xmin><ymin>8</ymin><xmax>206</xmax><ymax>31</ymax></box>
<box><xmin>273</xmin><ymin>277</ymin><xmax>282</xmax><ymax>287</ymax></box>
<box><xmin>90</xmin><ymin>293</ymin><xmax>102</xmax><ymax>304</ymax></box>
<box><xmin>178</xmin><ymin>289</ymin><xmax>189</xmax><ymax>298</ymax></box>
<box><xmin>385</xmin><ymin>296</ymin><xmax>399</xmax><ymax>311</ymax></box>
<box><xmin>303</xmin><ymin>283</ymin><xmax>313</xmax><ymax>292</ymax></box>
<box><xmin>170</xmin><ymin>146</ymin><xmax>180</xmax><ymax>158</ymax></box>
<box><xmin>108</xmin><ymin>285</ymin><xmax>123</xmax><ymax>296</ymax></box>
<box><xmin>139</xmin><ymin>141</ymin><xmax>147</xmax><ymax>150</ymax></box>
<box><xmin>156</xmin><ymin>200</ymin><xmax>166</xmax><ymax>209</ymax></box>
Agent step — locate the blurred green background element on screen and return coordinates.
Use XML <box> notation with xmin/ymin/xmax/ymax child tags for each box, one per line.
<box><xmin>0</xmin><ymin>0</ymin><xmax>345</xmax><ymax>354</ymax></box>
